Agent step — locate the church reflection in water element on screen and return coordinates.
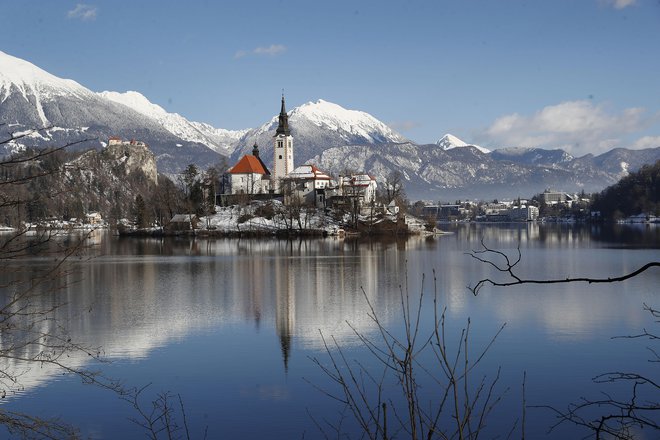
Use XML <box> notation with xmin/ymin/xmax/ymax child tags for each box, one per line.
<box><xmin>2</xmin><ymin>223</ymin><xmax>653</xmax><ymax>399</ymax></box>
<box><xmin>0</xmin><ymin>234</ymin><xmax>428</xmax><ymax>396</ymax></box>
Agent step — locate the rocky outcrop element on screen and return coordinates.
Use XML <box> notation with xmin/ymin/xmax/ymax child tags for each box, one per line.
<box><xmin>102</xmin><ymin>141</ymin><xmax>158</xmax><ymax>185</ymax></box>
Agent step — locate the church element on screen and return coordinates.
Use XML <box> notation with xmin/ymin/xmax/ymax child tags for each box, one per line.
<box><xmin>222</xmin><ymin>95</ymin><xmax>377</xmax><ymax>210</ymax></box>
<box><xmin>223</xmin><ymin>95</ymin><xmax>292</xmax><ymax>198</ymax></box>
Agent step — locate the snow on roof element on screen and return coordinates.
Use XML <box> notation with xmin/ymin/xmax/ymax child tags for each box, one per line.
<box><xmin>287</xmin><ymin>164</ymin><xmax>331</xmax><ymax>180</ymax></box>
<box><xmin>230</xmin><ymin>155</ymin><xmax>269</xmax><ymax>175</ymax></box>
<box><xmin>341</xmin><ymin>173</ymin><xmax>376</xmax><ymax>186</ymax></box>
<box><xmin>353</xmin><ymin>174</ymin><xmax>375</xmax><ymax>181</ymax></box>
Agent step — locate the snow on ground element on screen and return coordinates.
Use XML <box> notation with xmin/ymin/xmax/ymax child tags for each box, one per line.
<box><xmin>200</xmin><ymin>200</ymin><xmax>340</xmax><ymax>234</ymax></box>
<box><xmin>199</xmin><ymin>200</ymin><xmax>432</xmax><ymax>235</ymax></box>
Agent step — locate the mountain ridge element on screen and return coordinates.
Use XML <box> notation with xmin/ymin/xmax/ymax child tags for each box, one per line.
<box><xmin>1</xmin><ymin>50</ymin><xmax>659</xmax><ymax>200</ymax></box>
<box><xmin>0</xmin><ymin>50</ymin><xmax>224</xmax><ymax>173</ymax></box>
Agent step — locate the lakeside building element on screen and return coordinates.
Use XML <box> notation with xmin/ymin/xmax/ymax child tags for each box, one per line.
<box><xmin>222</xmin><ymin>95</ymin><xmax>378</xmax><ymax>212</ymax></box>
<box><xmin>542</xmin><ymin>189</ymin><xmax>577</xmax><ymax>205</ymax></box>
<box><xmin>509</xmin><ymin>205</ymin><xmax>540</xmax><ymax>221</ymax></box>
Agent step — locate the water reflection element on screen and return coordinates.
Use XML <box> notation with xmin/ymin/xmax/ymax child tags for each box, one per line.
<box><xmin>0</xmin><ymin>224</ymin><xmax>657</xmax><ymax>412</ymax></box>
<box><xmin>0</xmin><ymin>234</ymin><xmax>438</xmax><ymax>398</ymax></box>
<box><xmin>441</xmin><ymin>222</ymin><xmax>659</xmax><ymax>248</ymax></box>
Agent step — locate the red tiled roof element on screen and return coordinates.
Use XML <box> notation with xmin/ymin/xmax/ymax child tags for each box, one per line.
<box><xmin>229</xmin><ymin>155</ymin><xmax>269</xmax><ymax>175</ymax></box>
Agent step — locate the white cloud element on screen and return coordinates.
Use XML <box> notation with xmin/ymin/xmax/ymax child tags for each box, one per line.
<box><xmin>67</xmin><ymin>4</ymin><xmax>97</xmax><ymax>21</ymax></box>
<box><xmin>632</xmin><ymin>136</ymin><xmax>660</xmax><ymax>149</ymax></box>
<box><xmin>234</xmin><ymin>44</ymin><xmax>287</xmax><ymax>59</ymax></box>
<box><xmin>603</xmin><ymin>0</ymin><xmax>637</xmax><ymax>9</ymax></box>
<box><xmin>254</xmin><ymin>44</ymin><xmax>287</xmax><ymax>56</ymax></box>
<box><xmin>479</xmin><ymin>100</ymin><xmax>653</xmax><ymax>155</ymax></box>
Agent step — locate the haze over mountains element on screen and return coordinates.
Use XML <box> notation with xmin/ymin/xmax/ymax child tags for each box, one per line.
<box><xmin>1</xmin><ymin>50</ymin><xmax>658</xmax><ymax>200</ymax></box>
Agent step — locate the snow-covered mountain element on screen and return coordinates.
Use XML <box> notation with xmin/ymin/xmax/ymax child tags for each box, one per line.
<box><xmin>0</xmin><ymin>50</ymin><xmax>223</xmax><ymax>173</ymax></box>
<box><xmin>2</xmin><ymin>50</ymin><xmax>658</xmax><ymax>200</ymax></box>
<box><xmin>312</xmin><ymin>142</ymin><xmax>660</xmax><ymax>200</ymax></box>
<box><xmin>489</xmin><ymin>147</ymin><xmax>574</xmax><ymax>166</ymax></box>
<box><xmin>436</xmin><ymin>133</ymin><xmax>490</xmax><ymax>154</ymax></box>
<box><xmin>98</xmin><ymin>91</ymin><xmax>246</xmax><ymax>156</ymax></box>
<box><xmin>0</xmin><ymin>50</ymin><xmax>93</xmax><ymax>109</ymax></box>
<box><xmin>231</xmin><ymin>99</ymin><xmax>408</xmax><ymax>166</ymax></box>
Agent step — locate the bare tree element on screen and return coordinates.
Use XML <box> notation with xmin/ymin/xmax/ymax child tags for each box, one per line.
<box><xmin>466</xmin><ymin>240</ymin><xmax>659</xmax><ymax>438</ymax></box>
<box><xmin>1</xmin><ymin>126</ymin><xmax>202</xmax><ymax>439</ymax></box>
<box><xmin>278</xmin><ymin>179</ymin><xmax>303</xmax><ymax>232</ymax></box>
<box><xmin>466</xmin><ymin>240</ymin><xmax>659</xmax><ymax>296</ymax></box>
<box><xmin>381</xmin><ymin>170</ymin><xmax>406</xmax><ymax>205</ymax></box>
<box><xmin>0</xmin><ymin>125</ymin><xmax>122</xmax><ymax>436</ymax></box>
<box><xmin>340</xmin><ymin>180</ymin><xmax>363</xmax><ymax>230</ymax></box>
<box><xmin>122</xmin><ymin>384</ymin><xmax>206</xmax><ymax>440</ymax></box>
<box><xmin>535</xmin><ymin>304</ymin><xmax>659</xmax><ymax>439</ymax></box>
<box><xmin>309</xmin><ymin>272</ymin><xmax>517</xmax><ymax>439</ymax></box>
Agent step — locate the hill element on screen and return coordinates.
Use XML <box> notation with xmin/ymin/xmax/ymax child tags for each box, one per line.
<box><xmin>591</xmin><ymin>160</ymin><xmax>659</xmax><ymax>219</ymax></box>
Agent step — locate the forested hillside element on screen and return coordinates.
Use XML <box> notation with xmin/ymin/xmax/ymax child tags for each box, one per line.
<box><xmin>592</xmin><ymin>160</ymin><xmax>659</xmax><ymax>219</ymax></box>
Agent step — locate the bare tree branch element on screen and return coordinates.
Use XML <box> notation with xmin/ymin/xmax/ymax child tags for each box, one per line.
<box><xmin>466</xmin><ymin>240</ymin><xmax>659</xmax><ymax>295</ymax></box>
<box><xmin>308</xmin><ymin>270</ymin><xmax>516</xmax><ymax>439</ymax></box>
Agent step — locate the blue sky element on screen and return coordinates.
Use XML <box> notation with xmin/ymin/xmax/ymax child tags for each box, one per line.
<box><xmin>1</xmin><ymin>0</ymin><xmax>659</xmax><ymax>155</ymax></box>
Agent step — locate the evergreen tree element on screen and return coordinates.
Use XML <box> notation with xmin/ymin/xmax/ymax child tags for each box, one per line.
<box><xmin>134</xmin><ymin>194</ymin><xmax>148</xmax><ymax>228</ymax></box>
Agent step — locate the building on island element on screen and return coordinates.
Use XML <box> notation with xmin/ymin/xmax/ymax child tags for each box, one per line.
<box><xmin>324</xmin><ymin>174</ymin><xmax>378</xmax><ymax>215</ymax></box>
<box><xmin>282</xmin><ymin>164</ymin><xmax>334</xmax><ymax>208</ymax></box>
<box><xmin>222</xmin><ymin>95</ymin><xmax>378</xmax><ymax>213</ymax></box>
<box><xmin>338</xmin><ymin>174</ymin><xmax>378</xmax><ymax>205</ymax></box>
<box><xmin>225</xmin><ymin>143</ymin><xmax>272</xmax><ymax>195</ymax></box>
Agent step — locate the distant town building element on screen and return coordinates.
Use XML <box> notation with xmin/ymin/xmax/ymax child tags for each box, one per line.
<box><xmin>483</xmin><ymin>202</ymin><xmax>510</xmax><ymax>215</ymax></box>
<box><xmin>542</xmin><ymin>189</ymin><xmax>576</xmax><ymax>205</ymax></box>
<box><xmin>509</xmin><ymin>205</ymin><xmax>539</xmax><ymax>221</ymax></box>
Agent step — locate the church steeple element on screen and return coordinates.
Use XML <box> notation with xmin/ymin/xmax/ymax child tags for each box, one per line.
<box><xmin>273</xmin><ymin>93</ymin><xmax>294</xmax><ymax>185</ymax></box>
<box><xmin>275</xmin><ymin>94</ymin><xmax>291</xmax><ymax>136</ymax></box>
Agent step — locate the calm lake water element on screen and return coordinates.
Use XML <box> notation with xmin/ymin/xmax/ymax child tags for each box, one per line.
<box><xmin>1</xmin><ymin>223</ymin><xmax>658</xmax><ymax>439</ymax></box>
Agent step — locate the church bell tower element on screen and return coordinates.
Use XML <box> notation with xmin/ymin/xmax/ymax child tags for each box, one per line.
<box><xmin>273</xmin><ymin>94</ymin><xmax>294</xmax><ymax>184</ymax></box>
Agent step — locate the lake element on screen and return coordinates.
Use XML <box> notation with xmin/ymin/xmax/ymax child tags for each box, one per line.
<box><xmin>0</xmin><ymin>223</ymin><xmax>658</xmax><ymax>439</ymax></box>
